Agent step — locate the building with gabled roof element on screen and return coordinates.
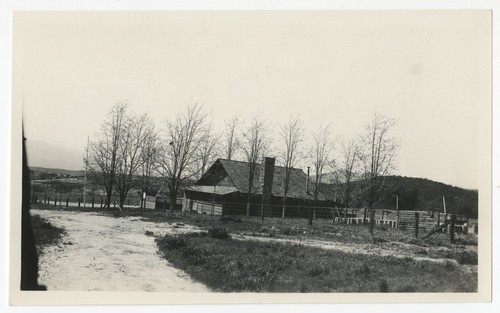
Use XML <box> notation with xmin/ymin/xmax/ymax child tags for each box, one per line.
<box><xmin>183</xmin><ymin>158</ymin><xmax>332</xmax><ymax>217</ymax></box>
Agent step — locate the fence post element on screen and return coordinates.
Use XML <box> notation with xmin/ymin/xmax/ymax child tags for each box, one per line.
<box><xmin>54</xmin><ymin>196</ymin><xmax>57</xmax><ymax>207</ymax></box>
<box><xmin>396</xmin><ymin>209</ymin><xmax>399</xmax><ymax>228</ymax></box>
<box><xmin>414</xmin><ymin>212</ymin><xmax>419</xmax><ymax>239</ymax></box>
<box><xmin>92</xmin><ymin>197</ymin><xmax>95</xmax><ymax>209</ymax></box>
<box><xmin>78</xmin><ymin>197</ymin><xmax>81</xmax><ymax>207</ymax></box>
<box><xmin>100</xmin><ymin>198</ymin><xmax>103</xmax><ymax>208</ymax></box>
<box><xmin>66</xmin><ymin>198</ymin><xmax>69</xmax><ymax>209</ymax></box>
<box><xmin>450</xmin><ymin>214</ymin><xmax>456</xmax><ymax>244</ymax></box>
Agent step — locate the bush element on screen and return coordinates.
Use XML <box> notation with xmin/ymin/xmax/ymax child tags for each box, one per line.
<box><xmin>156</xmin><ymin>236</ymin><xmax>187</xmax><ymax>250</ymax></box>
<box><xmin>282</xmin><ymin>226</ymin><xmax>301</xmax><ymax>236</ymax></box>
<box><xmin>456</xmin><ymin>251</ymin><xmax>478</xmax><ymax>265</ymax></box>
<box><xmin>208</xmin><ymin>227</ymin><xmax>231</xmax><ymax>240</ymax></box>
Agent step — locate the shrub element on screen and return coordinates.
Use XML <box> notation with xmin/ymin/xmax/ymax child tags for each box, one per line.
<box><xmin>371</xmin><ymin>237</ymin><xmax>387</xmax><ymax>244</ymax></box>
<box><xmin>282</xmin><ymin>226</ymin><xmax>301</xmax><ymax>236</ymax></box>
<box><xmin>145</xmin><ymin>230</ymin><xmax>154</xmax><ymax>237</ymax></box>
<box><xmin>456</xmin><ymin>251</ymin><xmax>478</xmax><ymax>265</ymax></box>
<box><xmin>156</xmin><ymin>236</ymin><xmax>187</xmax><ymax>250</ymax></box>
<box><xmin>219</xmin><ymin>216</ymin><xmax>234</xmax><ymax>223</ymax></box>
<box><xmin>208</xmin><ymin>227</ymin><xmax>231</xmax><ymax>240</ymax></box>
<box><xmin>40</xmin><ymin>220</ymin><xmax>57</xmax><ymax>230</ymax></box>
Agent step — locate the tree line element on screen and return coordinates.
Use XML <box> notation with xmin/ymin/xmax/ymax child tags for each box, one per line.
<box><xmin>86</xmin><ymin>102</ymin><xmax>398</xmax><ymax>233</ymax></box>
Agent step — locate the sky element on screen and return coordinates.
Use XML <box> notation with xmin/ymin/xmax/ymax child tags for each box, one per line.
<box><xmin>14</xmin><ymin>11</ymin><xmax>491</xmax><ymax>190</ymax></box>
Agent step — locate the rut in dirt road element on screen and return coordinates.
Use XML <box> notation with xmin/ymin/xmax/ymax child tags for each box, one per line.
<box><xmin>33</xmin><ymin>209</ymin><xmax>210</xmax><ymax>292</ymax></box>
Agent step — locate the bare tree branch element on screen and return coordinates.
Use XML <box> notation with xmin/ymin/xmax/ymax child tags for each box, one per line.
<box><xmin>358</xmin><ymin>111</ymin><xmax>399</xmax><ymax>233</ymax></box>
<box><xmin>157</xmin><ymin>103</ymin><xmax>208</xmax><ymax>212</ymax></box>
<box><xmin>87</xmin><ymin>103</ymin><xmax>128</xmax><ymax>209</ymax></box>
<box><xmin>308</xmin><ymin>124</ymin><xmax>335</xmax><ymax>225</ymax></box>
<box><xmin>224</xmin><ymin>115</ymin><xmax>240</xmax><ymax>160</ymax></box>
<box><xmin>278</xmin><ymin>115</ymin><xmax>304</xmax><ymax>218</ymax></box>
<box><xmin>241</xmin><ymin>113</ymin><xmax>271</xmax><ymax>216</ymax></box>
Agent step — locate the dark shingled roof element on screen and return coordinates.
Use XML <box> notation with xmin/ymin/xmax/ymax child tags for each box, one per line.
<box><xmin>196</xmin><ymin>159</ymin><xmax>326</xmax><ymax>201</ymax></box>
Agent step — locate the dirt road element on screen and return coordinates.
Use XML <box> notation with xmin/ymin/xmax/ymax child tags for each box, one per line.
<box><xmin>32</xmin><ymin>209</ymin><xmax>210</xmax><ymax>292</ymax></box>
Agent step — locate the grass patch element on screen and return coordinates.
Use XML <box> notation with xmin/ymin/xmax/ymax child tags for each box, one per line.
<box><xmin>31</xmin><ymin>214</ymin><xmax>65</xmax><ymax>254</ymax></box>
<box><xmin>155</xmin><ymin>232</ymin><xmax>477</xmax><ymax>292</ymax></box>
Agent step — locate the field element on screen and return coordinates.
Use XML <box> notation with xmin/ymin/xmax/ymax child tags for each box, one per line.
<box><xmin>30</xmin><ymin>204</ymin><xmax>478</xmax><ymax>292</ymax></box>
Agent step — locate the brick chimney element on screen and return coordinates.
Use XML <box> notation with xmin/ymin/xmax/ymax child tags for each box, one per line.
<box><xmin>261</xmin><ymin>157</ymin><xmax>275</xmax><ymax>214</ymax></box>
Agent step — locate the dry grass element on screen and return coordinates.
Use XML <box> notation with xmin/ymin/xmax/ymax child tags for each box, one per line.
<box><xmin>156</xmin><ymin>231</ymin><xmax>477</xmax><ymax>292</ymax></box>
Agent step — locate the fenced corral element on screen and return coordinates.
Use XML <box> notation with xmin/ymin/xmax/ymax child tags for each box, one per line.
<box><xmin>31</xmin><ymin>191</ymin><xmax>144</xmax><ymax>209</ymax></box>
<box><xmin>397</xmin><ymin>210</ymin><xmax>472</xmax><ymax>234</ymax></box>
<box><xmin>154</xmin><ymin>197</ymin><xmax>184</xmax><ymax>211</ymax></box>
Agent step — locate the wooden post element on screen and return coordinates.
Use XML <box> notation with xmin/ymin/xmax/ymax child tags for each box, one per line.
<box><xmin>368</xmin><ymin>209</ymin><xmax>375</xmax><ymax>234</ymax></box>
<box><xmin>450</xmin><ymin>214</ymin><xmax>456</xmax><ymax>244</ymax></box>
<box><xmin>437</xmin><ymin>211</ymin><xmax>440</xmax><ymax>227</ymax></box>
<box><xmin>414</xmin><ymin>212</ymin><xmax>419</xmax><ymax>239</ymax></box>
<box><xmin>92</xmin><ymin>197</ymin><xmax>95</xmax><ymax>209</ymax></box>
<box><xmin>54</xmin><ymin>196</ymin><xmax>57</xmax><ymax>206</ymax></box>
<box><xmin>66</xmin><ymin>198</ymin><xmax>69</xmax><ymax>209</ymax></box>
<box><xmin>78</xmin><ymin>198</ymin><xmax>81</xmax><ymax>207</ymax></box>
<box><xmin>100</xmin><ymin>198</ymin><xmax>103</xmax><ymax>208</ymax></box>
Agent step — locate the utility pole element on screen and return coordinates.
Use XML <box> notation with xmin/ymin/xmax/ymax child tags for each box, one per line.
<box><xmin>83</xmin><ymin>136</ymin><xmax>89</xmax><ymax>207</ymax></box>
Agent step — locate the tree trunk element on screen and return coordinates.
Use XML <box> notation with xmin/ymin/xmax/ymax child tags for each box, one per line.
<box><xmin>169</xmin><ymin>191</ymin><xmax>177</xmax><ymax>213</ymax></box>
<box><xmin>246</xmin><ymin>195</ymin><xmax>251</xmax><ymax>216</ymax></box>
<box><xmin>119</xmin><ymin>196</ymin><xmax>126</xmax><ymax>211</ymax></box>
<box><xmin>368</xmin><ymin>209</ymin><xmax>375</xmax><ymax>234</ymax></box>
<box><xmin>105</xmin><ymin>192</ymin><xmax>112</xmax><ymax>210</ymax></box>
<box><xmin>281</xmin><ymin>197</ymin><xmax>287</xmax><ymax>218</ymax></box>
<box><xmin>308</xmin><ymin>201</ymin><xmax>314</xmax><ymax>226</ymax></box>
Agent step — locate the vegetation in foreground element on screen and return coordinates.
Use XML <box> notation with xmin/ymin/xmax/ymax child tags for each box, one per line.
<box><xmin>33</xmin><ymin>204</ymin><xmax>478</xmax><ymax>265</ymax></box>
<box><xmin>156</xmin><ymin>229</ymin><xmax>477</xmax><ymax>292</ymax></box>
<box><xmin>31</xmin><ymin>214</ymin><xmax>65</xmax><ymax>255</ymax></box>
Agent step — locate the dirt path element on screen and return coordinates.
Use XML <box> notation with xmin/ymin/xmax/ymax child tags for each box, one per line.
<box><xmin>233</xmin><ymin>233</ymin><xmax>477</xmax><ymax>265</ymax></box>
<box><xmin>32</xmin><ymin>209</ymin><xmax>210</xmax><ymax>292</ymax></box>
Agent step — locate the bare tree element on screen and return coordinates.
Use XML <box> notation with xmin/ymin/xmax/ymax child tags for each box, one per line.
<box><xmin>197</xmin><ymin>122</ymin><xmax>221</xmax><ymax>178</ymax></box>
<box><xmin>139</xmin><ymin>121</ymin><xmax>158</xmax><ymax>211</ymax></box>
<box><xmin>309</xmin><ymin>124</ymin><xmax>334</xmax><ymax>225</ymax></box>
<box><xmin>337</xmin><ymin>139</ymin><xmax>361</xmax><ymax>217</ymax></box>
<box><xmin>358</xmin><ymin>112</ymin><xmax>398</xmax><ymax>234</ymax></box>
<box><xmin>278</xmin><ymin>116</ymin><xmax>304</xmax><ymax>218</ymax></box>
<box><xmin>87</xmin><ymin>103</ymin><xmax>128</xmax><ymax>209</ymax></box>
<box><xmin>157</xmin><ymin>103</ymin><xmax>208</xmax><ymax>212</ymax></box>
<box><xmin>241</xmin><ymin>114</ymin><xmax>270</xmax><ymax>216</ymax></box>
<box><xmin>224</xmin><ymin>115</ymin><xmax>240</xmax><ymax>160</ymax></box>
<box><xmin>114</xmin><ymin>114</ymin><xmax>152</xmax><ymax>210</ymax></box>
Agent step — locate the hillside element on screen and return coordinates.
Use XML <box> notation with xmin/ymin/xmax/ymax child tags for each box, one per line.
<box><xmin>321</xmin><ymin>176</ymin><xmax>478</xmax><ymax>218</ymax></box>
<box><xmin>29</xmin><ymin>166</ymin><xmax>85</xmax><ymax>179</ymax></box>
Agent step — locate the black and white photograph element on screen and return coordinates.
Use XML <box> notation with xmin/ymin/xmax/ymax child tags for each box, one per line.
<box><xmin>4</xmin><ymin>7</ymin><xmax>494</xmax><ymax>306</ymax></box>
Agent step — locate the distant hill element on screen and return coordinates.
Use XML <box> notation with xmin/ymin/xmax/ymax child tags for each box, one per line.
<box><xmin>29</xmin><ymin>166</ymin><xmax>85</xmax><ymax>179</ymax></box>
<box><xmin>321</xmin><ymin>175</ymin><xmax>478</xmax><ymax>218</ymax></box>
